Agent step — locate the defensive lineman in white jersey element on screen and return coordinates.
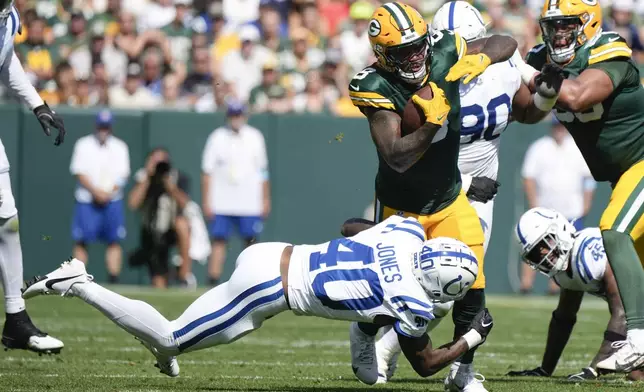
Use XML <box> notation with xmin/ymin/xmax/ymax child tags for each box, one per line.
<box><xmin>22</xmin><ymin>215</ymin><xmax>494</xmax><ymax>383</ymax></box>
<box><xmin>0</xmin><ymin>1</ymin><xmax>66</xmax><ymax>354</ymax></box>
<box><xmin>508</xmin><ymin>208</ymin><xmax>644</xmax><ymax>381</ymax></box>
<box><xmin>373</xmin><ymin>3</ymin><xmax>556</xmax><ymax>391</ymax></box>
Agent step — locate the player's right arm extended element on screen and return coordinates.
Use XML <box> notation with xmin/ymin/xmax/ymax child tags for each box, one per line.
<box><xmin>540</xmin><ymin>289</ymin><xmax>584</xmax><ymax>375</ymax></box>
<box><xmin>399</xmin><ymin>308</ymin><xmax>493</xmax><ymax>377</ymax></box>
<box><xmin>506</xmin><ymin>289</ymin><xmax>583</xmax><ymax>377</ymax></box>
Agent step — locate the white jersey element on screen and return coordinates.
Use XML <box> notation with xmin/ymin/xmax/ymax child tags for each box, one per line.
<box><xmin>457</xmin><ymin>60</ymin><xmax>522</xmax><ymax>180</ymax></box>
<box><xmin>553</xmin><ymin>228</ymin><xmax>607</xmax><ymax>297</ymax></box>
<box><xmin>0</xmin><ymin>6</ymin><xmax>23</xmax><ymax>174</ymax></box>
<box><xmin>287</xmin><ymin>215</ymin><xmax>434</xmax><ymax>338</ymax></box>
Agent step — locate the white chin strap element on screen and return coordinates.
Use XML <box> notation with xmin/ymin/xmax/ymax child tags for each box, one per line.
<box><xmin>399</xmin><ymin>66</ymin><xmax>428</xmax><ymax>85</ymax></box>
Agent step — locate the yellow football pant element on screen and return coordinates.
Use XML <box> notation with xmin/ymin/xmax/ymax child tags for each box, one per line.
<box><xmin>376</xmin><ymin>192</ymin><xmax>486</xmax><ymax>288</ymax></box>
<box><xmin>600</xmin><ymin>159</ymin><xmax>644</xmax><ymax>263</ymax></box>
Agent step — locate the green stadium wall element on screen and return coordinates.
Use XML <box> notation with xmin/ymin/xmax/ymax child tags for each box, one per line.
<box><xmin>6</xmin><ymin>105</ymin><xmax>611</xmax><ymax>293</ymax></box>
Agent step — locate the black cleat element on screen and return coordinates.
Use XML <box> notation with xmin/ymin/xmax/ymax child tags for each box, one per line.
<box><xmin>2</xmin><ymin>310</ymin><xmax>64</xmax><ymax>354</ymax></box>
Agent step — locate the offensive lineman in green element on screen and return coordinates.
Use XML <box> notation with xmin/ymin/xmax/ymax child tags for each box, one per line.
<box><xmin>510</xmin><ymin>0</ymin><xmax>644</xmax><ymax>375</ymax></box>
<box><xmin>347</xmin><ymin>2</ymin><xmax>518</xmax><ymax>390</ymax></box>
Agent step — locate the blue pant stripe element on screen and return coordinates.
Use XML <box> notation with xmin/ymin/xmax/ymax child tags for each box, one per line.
<box><xmin>178</xmin><ymin>288</ymin><xmax>284</xmax><ymax>352</ymax></box>
<box><xmin>172</xmin><ymin>276</ymin><xmax>282</xmax><ymax>340</ymax></box>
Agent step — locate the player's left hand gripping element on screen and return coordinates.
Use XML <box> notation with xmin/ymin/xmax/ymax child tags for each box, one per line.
<box><xmin>445</xmin><ymin>54</ymin><xmax>492</xmax><ymax>84</ymax></box>
<box><xmin>534</xmin><ymin>63</ymin><xmax>564</xmax><ymax>98</ymax></box>
<box><xmin>411</xmin><ymin>82</ymin><xmax>450</xmax><ymax>126</ymax></box>
<box><xmin>34</xmin><ymin>103</ymin><xmax>66</xmax><ymax>146</ymax></box>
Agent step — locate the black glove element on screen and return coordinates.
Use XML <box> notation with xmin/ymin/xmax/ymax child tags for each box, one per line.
<box><xmin>506</xmin><ymin>366</ymin><xmax>551</xmax><ymax>377</ymax></box>
<box><xmin>466</xmin><ymin>177</ymin><xmax>500</xmax><ymax>203</ymax></box>
<box><xmin>469</xmin><ymin>308</ymin><xmax>493</xmax><ymax>340</ymax></box>
<box><xmin>535</xmin><ymin>63</ymin><xmax>565</xmax><ymax>98</ymax></box>
<box><xmin>567</xmin><ymin>367</ymin><xmax>598</xmax><ymax>381</ymax></box>
<box><xmin>34</xmin><ymin>102</ymin><xmax>66</xmax><ymax>146</ymax></box>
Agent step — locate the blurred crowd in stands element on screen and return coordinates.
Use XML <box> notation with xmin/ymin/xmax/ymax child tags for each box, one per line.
<box><xmin>9</xmin><ymin>0</ymin><xmax>644</xmax><ymax>117</ymax></box>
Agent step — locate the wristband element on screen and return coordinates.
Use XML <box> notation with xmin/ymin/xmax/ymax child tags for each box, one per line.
<box><xmin>463</xmin><ymin>329</ymin><xmax>484</xmax><ymax>350</ymax></box>
<box><xmin>533</xmin><ymin>93</ymin><xmax>558</xmax><ymax>112</ymax></box>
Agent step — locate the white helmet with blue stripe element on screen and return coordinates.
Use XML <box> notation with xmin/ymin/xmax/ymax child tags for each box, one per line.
<box><xmin>412</xmin><ymin>237</ymin><xmax>478</xmax><ymax>302</ymax></box>
<box><xmin>516</xmin><ymin>207</ymin><xmax>576</xmax><ymax>277</ymax></box>
<box><xmin>431</xmin><ymin>1</ymin><xmax>487</xmax><ymax>41</ymax></box>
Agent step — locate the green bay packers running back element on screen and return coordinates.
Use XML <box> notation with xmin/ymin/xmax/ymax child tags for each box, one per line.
<box><xmin>348</xmin><ymin>2</ymin><xmax>518</xmax><ymax>390</ymax></box>
<box><xmin>371</xmin><ymin>2</ymin><xmax>560</xmax><ymax>389</ymax></box>
<box><xmin>519</xmin><ymin>0</ymin><xmax>644</xmax><ymax>373</ymax></box>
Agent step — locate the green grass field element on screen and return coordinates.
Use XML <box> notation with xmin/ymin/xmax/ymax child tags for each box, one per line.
<box><xmin>1</xmin><ymin>288</ymin><xmax>642</xmax><ymax>392</ymax></box>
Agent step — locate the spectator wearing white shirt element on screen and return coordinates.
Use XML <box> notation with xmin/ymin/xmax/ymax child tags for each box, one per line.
<box><xmin>70</xmin><ymin>110</ymin><xmax>131</xmax><ymax>283</ymax></box>
<box><xmin>520</xmin><ymin>118</ymin><xmax>596</xmax><ymax>294</ymax></box>
<box><xmin>220</xmin><ymin>25</ymin><xmax>271</xmax><ymax>102</ymax></box>
<box><xmin>201</xmin><ymin>100</ymin><xmax>271</xmax><ymax>286</ymax></box>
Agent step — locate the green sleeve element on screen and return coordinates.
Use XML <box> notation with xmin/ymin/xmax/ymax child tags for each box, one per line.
<box><xmin>588</xmin><ymin>60</ymin><xmax>637</xmax><ymax>89</ymax></box>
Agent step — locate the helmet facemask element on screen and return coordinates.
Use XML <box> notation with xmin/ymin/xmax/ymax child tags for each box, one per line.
<box><xmin>384</xmin><ymin>35</ymin><xmax>431</xmax><ymax>84</ymax></box>
<box><xmin>0</xmin><ymin>0</ymin><xmax>12</xmax><ymax>19</ymax></box>
<box><xmin>540</xmin><ymin>15</ymin><xmax>587</xmax><ymax>64</ymax></box>
<box><xmin>521</xmin><ymin>226</ymin><xmax>571</xmax><ymax>277</ymax></box>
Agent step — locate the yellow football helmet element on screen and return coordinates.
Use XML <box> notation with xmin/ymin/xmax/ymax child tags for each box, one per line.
<box><xmin>539</xmin><ymin>0</ymin><xmax>602</xmax><ymax>64</ymax></box>
<box><xmin>368</xmin><ymin>2</ymin><xmax>430</xmax><ymax>84</ymax></box>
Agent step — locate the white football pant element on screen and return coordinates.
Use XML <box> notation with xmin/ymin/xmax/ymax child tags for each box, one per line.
<box><xmin>468</xmin><ymin>198</ymin><xmax>494</xmax><ymax>254</ymax></box>
<box><xmin>0</xmin><ymin>171</ymin><xmax>25</xmax><ymax>314</ymax></box>
<box><xmin>71</xmin><ymin>242</ymin><xmax>291</xmax><ymax>355</ymax></box>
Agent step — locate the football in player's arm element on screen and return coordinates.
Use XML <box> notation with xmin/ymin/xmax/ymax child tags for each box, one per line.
<box><xmin>364</xmin><ymin>34</ymin><xmax>518</xmax><ymax>174</ymax></box>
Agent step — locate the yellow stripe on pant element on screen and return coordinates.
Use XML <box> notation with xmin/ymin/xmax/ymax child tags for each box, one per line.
<box><xmin>600</xmin><ymin>159</ymin><xmax>644</xmax><ymax>264</ymax></box>
<box><xmin>377</xmin><ymin>192</ymin><xmax>486</xmax><ymax>288</ymax></box>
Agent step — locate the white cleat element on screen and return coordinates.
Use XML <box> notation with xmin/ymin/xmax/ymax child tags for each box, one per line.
<box><xmin>136</xmin><ymin>338</ymin><xmax>180</xmax><ymax>377</ymax></box>
<box><xmin>375</xmin><ymin>325</ymin><xmax>401</xmax><ymax>384</ymax></box>
<box><xmin>597</xmin><ymin>338</ymin><xmax>644</xmax><ymax>373</ymax></box>
<box><xmin>445</xmin><ymin>365</ymin><xmax>488</xmax><ymax>392</ymax></box>
<box><xmin>350</xmin><ymin>322</ymin><xmax>378</xmax><ymax>385</ymax></box>
<box><xmin>22</xmin><ymin>258</ymin><xmax>92</xmax><ymax>299</ymax></box>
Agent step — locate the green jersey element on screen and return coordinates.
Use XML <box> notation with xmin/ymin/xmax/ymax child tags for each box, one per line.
<box><xmin>349</xmin><ymin>30</ymin><xmax>466</xmax><ymax>214</ymax></box>
<box><xmin>527</xmin><ymin>32</ymin><xmax>644</xmax><ymax>184</ymax></box>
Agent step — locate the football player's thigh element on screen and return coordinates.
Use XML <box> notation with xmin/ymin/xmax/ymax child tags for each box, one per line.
<box><xmin>469</xmin><ymin>199</ymin><xmax>494</xmax><ymax>254</ymax></box>
<box><xmin>600</xmin><ymin>160</ymin><xmax>644</xmax><ymax>263</ymax></box>
<box><xmin>431</xmin><ymin>193</ymin><xmax>486</xmax><ymax>288</ymax></box>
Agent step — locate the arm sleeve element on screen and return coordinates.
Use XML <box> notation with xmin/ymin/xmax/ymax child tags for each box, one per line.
<box><xmin>0</xmin><ymin>50</ymin><xmax>44</xmax><ymax>110</ymax></box>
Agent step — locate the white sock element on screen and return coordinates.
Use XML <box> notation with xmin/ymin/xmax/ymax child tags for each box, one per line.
<box><xmin>0</xmin><ymin>215</ymin><xmax>25</xmax><ymax>314</ymax></box>
<box><xmin>71</xmin><ymin>282</ymin><xmax>179</xmax><ymax>355</ymax></box>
